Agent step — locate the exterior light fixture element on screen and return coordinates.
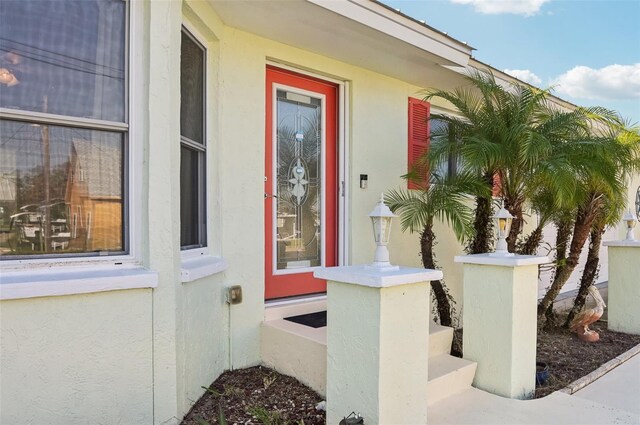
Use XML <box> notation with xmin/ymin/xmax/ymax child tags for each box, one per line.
<box><xmin>623</xmin><ymin>210</ymin><xmax>636</xmax><ymax>241</ymax></box>
<box><xmin>490</xmin><ymin>201</ymin><xmax>514</xmax><ymax>257</ymax></box>
<box><xmin>368</xmin><ymin>193</ymin><xmax>399</xmax><ymax>271</ymax></box>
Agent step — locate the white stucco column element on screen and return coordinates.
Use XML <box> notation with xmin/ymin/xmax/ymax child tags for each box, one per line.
<box><xmin>454</xmin><ymin>254</ymin><xmax>549</xmax><ymax>399</ymax></box>
<box><xmin>314</xmin><ymin>266</ymin><xmax>442</xmax><ymax>425</ymax></box>
<box><xmin>603</xmin><ymin>240</ymin><xmax>640</xmax><ymax>335</ymax></box>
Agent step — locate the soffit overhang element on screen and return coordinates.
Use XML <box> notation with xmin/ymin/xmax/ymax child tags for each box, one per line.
<box><xmin>208</xmin><ymin>0</ymin><xmax>473</xmax><ymax>88</ymax></box>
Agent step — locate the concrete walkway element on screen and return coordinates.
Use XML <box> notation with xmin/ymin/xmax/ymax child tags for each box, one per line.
<box><xmin>429</xmin><ymin>351</ymin><xmax>640</xmax><ymax>425</ymax></box>
<box><xmin>573</xmin><ymin>353</ymin><xmax>640</xmax><ymax>417</ymax></box>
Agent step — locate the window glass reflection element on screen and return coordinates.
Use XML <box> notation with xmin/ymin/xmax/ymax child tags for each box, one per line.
<box><xmin>0</xmin><ymin>120</ymin><xmax>124</xmax><ymax>256</ymax></box>
<box><xmin>0</xmin><ymin>0</ymin><xmax>126</xmax><ymax>122</ymax></box>
<box><xmin>180</xmin><ymin>145</ymin><xmax>200</xmax><ymax>248</ymax></box>
<box><xmin>180</xmin><ymin>32</ymin><xmax>204</xmax><ymax>144</ymax></box>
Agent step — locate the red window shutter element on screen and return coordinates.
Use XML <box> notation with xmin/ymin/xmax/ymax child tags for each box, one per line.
<box><xmin>408</xmin><ymin>97</ymin><xmax>430</xmax><ymax>189</ymax></box>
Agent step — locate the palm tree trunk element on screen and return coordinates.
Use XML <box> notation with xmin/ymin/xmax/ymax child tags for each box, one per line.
<box><xmin>468</xmin><ymin>196</ymin><xmax>493</xmax><ymax>254</ymax></box>
<box><xmin>505</xmin><ymin>199</ymin><xmax>524</xmax><ymax>253</ymax></box>
<box><xmin>554</xmin><ymin>219</ymin><xmax>573</xmax><ymax>262</ymax></box>
<box><xmin>420</xmin><ymin>224</ymin><xmax>452</xmax><ymax>327</ymax></box>
<box><xmin>467</xmin><ymin>173</ymin><xmax>494</xmax><ymax>255</ymax></box>
<box><xmin>538</xmin><ymin>206</ymin><xmax>596</xmax><ymax>322</ymax></box>
<box><xmin>564</xmin><ymin>225</ymin><xmax>604</xmax><ymax>327</ymax></box>
<box><xmin>518</xmin><ymin>225</ymin><xmax>543</xmax><ymax>255</ymax></box>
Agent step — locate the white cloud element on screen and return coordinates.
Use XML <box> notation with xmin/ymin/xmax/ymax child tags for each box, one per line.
<box><xmin>449</xmin><ymin>0</ymin><xmax>550</xmax><ymax>15</ymax></box>
<box><xmin>552</xmin><ymin>64</ymin><xmax>640</xmax><ymax>100</ymax></box>
<box><xmin>503</xmin><ymin>69</ymin><xmax>542</xmax><ymax>86</ymax></box>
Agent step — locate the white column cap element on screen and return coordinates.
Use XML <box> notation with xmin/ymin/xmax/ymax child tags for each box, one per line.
<box><xmin>603</xmin><ymin>240</ymin><xmax>640</xmax><ymax>247</ymax></box>
<box><xmin>454</xmin><ymin>253</ymin><xmax>550</xmax><ymax>267</ymax></box>
<box><xmin>314</xmin><ymin>265</ymin><xmax>442</xmax><ymax>288</ymax></box>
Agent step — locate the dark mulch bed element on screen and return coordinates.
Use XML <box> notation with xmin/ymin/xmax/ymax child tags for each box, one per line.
<box><xmin>182</xmin><ymin>320</ymin><xmax>640</xmax><ymax>424</ymax></box>
<box><xmin>181</xmin><ymin>366</ymin><xmax>325</xmax><ymax>425</ymax></box>
<box><xmin>535</xmin><ymin>320</ymin><xmax>640</xmax><ymax>398</ymax></box>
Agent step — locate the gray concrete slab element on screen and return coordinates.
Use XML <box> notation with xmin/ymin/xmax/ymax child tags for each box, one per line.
<box><xmin>429</xmin><ymin>387</ymin><xmax>637</xmax><ymax>424</ymax></box>
<box><xmin>574</xmin><ymin>353</ymin><xmax>640</xmax><ymax>416</ymax></box>
<box><xmin>429</xmin><ymin>351</ymin><xmax>640</xmax><ymax>425</ymax></box>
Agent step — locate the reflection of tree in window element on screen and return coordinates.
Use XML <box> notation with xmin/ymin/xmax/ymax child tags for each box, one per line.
<box><xmin>430</xmin><ymin>118</ymin><xmax>460</xmax><ymax>180</ymax></box>
<box><xmin>0</xmin><ymin>1</ymin><xmax>125</xmax><ymax>120</ymax></box>
<box><xmin>0</xmin><ymin>121</ymin><xmax>123</xmax><ymax>255</ymax></box>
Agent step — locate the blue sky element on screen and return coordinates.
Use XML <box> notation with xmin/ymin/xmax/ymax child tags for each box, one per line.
<box><xmin>382</xmin><ymin>0</ymin><xmax>640</xmax><ymax>124</ymax></box>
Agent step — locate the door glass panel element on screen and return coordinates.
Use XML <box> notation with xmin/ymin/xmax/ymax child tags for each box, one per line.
<box><xmin>275</xmin><ymin>89</ymin><xmax>322</xmax><ymax>270</ymax></box>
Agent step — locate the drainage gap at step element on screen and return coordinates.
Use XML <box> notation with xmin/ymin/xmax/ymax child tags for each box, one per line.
<box><xmin>284</xmin><ymin>311</ymin><xmax>327</xmax><ymax>328</ymax></box>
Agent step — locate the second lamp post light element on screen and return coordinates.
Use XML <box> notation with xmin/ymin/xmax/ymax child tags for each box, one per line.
<box><xmin>490</xmin><ymin>201</ymin><xmax>515</xmax><ymax>257</ymax></box>
<box><xmin>623</xmin><ymin>210</ymin><xmax>636</xmax><ymax>241</ymax></box>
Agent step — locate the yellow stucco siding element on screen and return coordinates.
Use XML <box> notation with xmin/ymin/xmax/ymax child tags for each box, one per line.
<box><xmin>0</xmin><ymin>289</ymin><xmax>153</xmax><ymax>424</ymax></box>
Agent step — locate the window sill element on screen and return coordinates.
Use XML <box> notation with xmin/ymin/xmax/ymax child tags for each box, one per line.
<box><xmin>181</xmin><ymin>255</ymin><xmax>227</xmax><ymax>283</ymax></box>
<box><xmin>0</xmin><ymin>265</ymin><xmax>158</xmax><ymax>301</ymax></box>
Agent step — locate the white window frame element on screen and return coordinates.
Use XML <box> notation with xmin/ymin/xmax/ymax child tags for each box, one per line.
<box><xmin>180</xmin><ymin>25</ymin><xmax>208</xmax><ymax>252</ymax></box>
<box><xmin>0</xmin><ymin>0</ymin><xmax>157</xmax><ymax>299</ymax></box>
<box><xmin>179</xmin><ymin>20</ymin><xmax>227</xmax><ymax>283</ymax></box>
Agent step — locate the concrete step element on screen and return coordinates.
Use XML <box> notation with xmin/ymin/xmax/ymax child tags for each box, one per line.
<box><xmin>262</xmin><ymin>305</ymin><xmax>466</xmax><ymax>404</ymax></box>
<box><xmin>428</xmin><ymin>354</ymin><xmax>478</xmax><ymax>406</ymax></box>
<box><xmin>429</xmin><ymin>321</ymin><xmax>454</xmax><ymax>358</ymax></box>
<box><xmin>261</xmin><ymin>319</ymin><xmax>327</xmax><ymax>397</ymax></box>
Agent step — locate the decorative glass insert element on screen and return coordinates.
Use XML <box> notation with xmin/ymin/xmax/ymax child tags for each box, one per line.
<box><xmin>275</xmin><ymin>89</ymin><xmax>322</xmax><ymax>270</ymax></box>
<box><xmin>0</xmin><ymin>120</ymin><xmax>124</xmax><ymax>256</ymax></box>
<box><xmin>0</xmin><ymin>0</ymin><xmax>127</xmax><ymax>122</ymax></box>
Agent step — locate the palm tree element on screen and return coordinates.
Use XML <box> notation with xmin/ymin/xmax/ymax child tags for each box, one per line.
<box><xmin>419</xmin><ymin>70</ymin><xmax>640</xmax><ymax>326</ymax></box>
<box><xmin>385</xmin><ymin>171</ymin><xmax>487</xmax><ymax>326</ymax></box>
<box><xmin>424</xmin><ymin>71</ymin><xmax>635</xmax><ymax>265</ymax></box>
<box><xmin>423</xmin><ymin>70</ymin><xmax>584</xmax><ymax>255</ymax></box>
<box><xmin>537</xmin><ymin>122</ymin><xmax>640</xmax><ymax>323</ymax></box>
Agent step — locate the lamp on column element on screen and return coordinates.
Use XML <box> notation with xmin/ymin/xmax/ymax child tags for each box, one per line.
<box><xmin>368</xmin><ymin>193</ymin><xmax>399</xmax><ymax>271</ymax></box>
<box><xmin>490</xmin><ymin>201</ymin><xmax>515</xmax><ymax>257</ymax></box>
<box><xmin>623</xmin><ymin>210</ymin><xmax>636</xmax><ymax>241</ymax></box>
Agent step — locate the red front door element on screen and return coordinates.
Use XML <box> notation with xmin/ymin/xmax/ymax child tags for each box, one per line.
<box><xmin>264</xmin><ymin>66</ymin><xmax>338</xmax><ymax>300</ymax></box>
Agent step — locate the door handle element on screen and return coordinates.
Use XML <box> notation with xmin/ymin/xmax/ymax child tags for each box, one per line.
<box><xmin>264</xmin><ymin>193</ymin><xmax>278</xmax><ymax>199</ymax></box>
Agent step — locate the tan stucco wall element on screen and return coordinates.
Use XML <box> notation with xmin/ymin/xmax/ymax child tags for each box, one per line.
<box><xmin>607</xmin><ymin>244</ymin><xmax>640</xmax><ymax>334</ymax></box>
<box><xmin>462</xmin><ymin>263</ymin><xmax>538</xmax><ymax>399</ymax></box>
<box><xmin>326</xmin><ymin>278</ymin><xmax>430</xmax><ymax>424</ymax></box>
<box><xmin>0</xmin><ymin>289</ymin><xmax>153</xmax><ymax>424</ymax></box>
<box><xmin>178</xmin><ymin>273</ymin><xmax>229</xmax><ymax>414</ymax></box>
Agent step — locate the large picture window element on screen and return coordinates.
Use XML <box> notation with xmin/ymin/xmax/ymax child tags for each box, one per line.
<box><xmin>0</xmin><ymin>0</ymin><xmax>127</xmax><ymax>258</ymax></box>
<box><xmin>180</xmin><ymin>29</ymin><xmax>207</xmax><ymax>249</ymax></box>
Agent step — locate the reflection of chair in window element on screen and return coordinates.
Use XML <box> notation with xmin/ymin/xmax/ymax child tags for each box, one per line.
<box><xmin>51</xmin><ymin>232</ymin><xmax>70</xmax><ymax>250</ymax></box>
<box><xmin>17</xmin><ymin>223</ymin><xmax>41</xmax><ymax>251</ymax></box>
<box><xmin>9</xmin><ymin>212</ymin><xmax>40</xmax><ymax>252</ymax></box>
